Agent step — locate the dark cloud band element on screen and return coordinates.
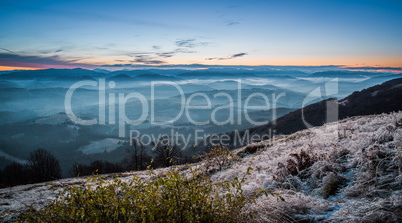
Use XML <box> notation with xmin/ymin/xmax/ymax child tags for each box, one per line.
<box><xmin>205</xmin><ymin>52</ymin><xmax>247</xmax><ymax>61</ymax></box>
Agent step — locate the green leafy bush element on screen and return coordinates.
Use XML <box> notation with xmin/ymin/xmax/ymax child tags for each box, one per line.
<box><xmin>20</xmin><ymin>166</ymin><xmax>268</xmax><ymax>222</ymax></box>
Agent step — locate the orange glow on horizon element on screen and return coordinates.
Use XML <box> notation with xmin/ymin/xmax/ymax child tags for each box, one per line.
<box><xmin>0</xmin><ymin>66</ymin><xmax>44</xmax><ymax>71</ymax></box>
<box><xmin>0</xmin><ymin>57</ymin><xmax>401</xmax><ymax>72</ymax></box>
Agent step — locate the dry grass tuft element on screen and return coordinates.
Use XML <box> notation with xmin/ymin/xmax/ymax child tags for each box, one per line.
<box><xmin>319</xmin><ymin>172</ymin><xmax>347</xmax><ymax>199</ymax></box>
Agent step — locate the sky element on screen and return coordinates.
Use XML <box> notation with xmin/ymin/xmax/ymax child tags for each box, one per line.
<box><xmin>0</xmin><ymin>0</ymin><xmax>401</xmax><ymax>71</ymax></box>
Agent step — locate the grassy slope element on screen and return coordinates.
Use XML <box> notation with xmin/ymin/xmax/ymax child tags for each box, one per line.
<box><xmin>221</xmin><ymin>111</ymin><xmax>402</xmax><ymax>222</ymax></box>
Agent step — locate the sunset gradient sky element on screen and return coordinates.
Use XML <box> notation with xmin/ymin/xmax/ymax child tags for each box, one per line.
<box><xmin>0</xmin><ymin>0</ymin><xmax>401</xmax><ymax>71</ymax></box>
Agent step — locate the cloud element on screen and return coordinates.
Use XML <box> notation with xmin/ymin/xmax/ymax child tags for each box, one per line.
<box><xmin>175</xmin><ymin>38</ymin><xmax>208</xmax><ymax>49</ymax></box>
<box><xmin>0</xmin><ymin>37</ymin><xmax>206</xmax><ymax>69</ymax></box>
<box><xmin>0</xmin><ymin>48</ymin><xmax>15</xmax><ymax>54</ymax></box>
<box><xmin>123</xmin><ymin>39</ymin><xmax>202</xmax><ymax>62</ymax></box>
<box><xmin>175</xmin><ymin>39</ymin><xmax>197</xmax><ymax>48</ymax></box>
<box><xmin>225</xmin><ymin>21</ymin><xmax>240</xmax><ymax>26</ymax></box>
<box><xmin>232</xmin><ymin>53</ymin><xmax>247</xmax><ymax>58</ymax></box>
<box><xmin>0</xmin><ymin>53</ymin><xmax>72</xmax><ymax>65</ymax></box>
<box><xmin>0</xmin><ymin>52</ymin><xmax>93</xmax><ymax>69</ymax></box>
<box><xmin>130</xmin><ymin>55</ymin><xmax>166</xmax><ymax>65</ymax></box>
<box><xmin>157</xmin><ymin>52</ymin><xmax>174</xmax><ymax>58</ymax></box>
<box><xmin>156</xmin><ymin>48</ymin><xmax>196</xmax><ymax>58</ymax></box>
<box><xmin>38</xmin><ymin>49</ymin><xmax>65</xmax><ymax>54</ymax></box>
<box><xmin>101</xmin><ymin>64</ymin><xmax>212</xmax><ymax>69</ymax></box>
<box><xmin>205</xmin><ymin>52</ymin><xmax>247</xmax><ymax>61</ymax></box>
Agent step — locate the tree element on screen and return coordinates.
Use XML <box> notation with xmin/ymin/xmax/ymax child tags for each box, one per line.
<box><xmin>27</xmin><ymin>149</ymin><xmax>61</xmax><ymax>183</ymax></box>
<box><xmin>128</xmin><ymin>138</ymin><xmax>152</xmax><ymax>171</ymax></box>
<box><xmin>152</xmin><ymin>136</ymin><xmax>182</xmax><ymax>167</ymax></box>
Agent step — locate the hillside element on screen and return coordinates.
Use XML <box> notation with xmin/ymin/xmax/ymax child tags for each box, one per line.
<box><xmin>219</xmin><ymin>111</ymin><xmax>402</xmax><ymax>222</ymax></box>
<box><xmin>203</xmin><ymin>77</ymin><xmax>402</xmax><ymax>150</ymax></box>
<box><xmin>1</xmin><ymin>112</ymin><xmax>401</xmax><ymax>222</ymax></box>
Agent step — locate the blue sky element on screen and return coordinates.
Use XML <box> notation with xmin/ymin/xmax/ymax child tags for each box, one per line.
<box><xmin>0</xmin><ymin>0</ymin><xmax>401</xmax><ymax>70</ymax></box>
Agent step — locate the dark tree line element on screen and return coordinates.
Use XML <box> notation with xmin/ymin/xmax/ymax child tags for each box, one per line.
<box><xmin>0</xmin><ymin>148</ymin><xmax>61</xmax><ymax>188</ymax></box>
<box><xmin>1</xmin><ymin>137</ymin><xmax>199</xmax><ymax>188</ymax></box>
<box><xmin>122</xmin><ymin>136</ymin><xmax>197</xmax><ymax>170</ymax></box>
<box><xmin>70</xmin><ymin>136</ymin><xmax>197</xmax><ymax>178</ymax></box>
<box><xmin>70</xmin><ymin>160</ymin><xmax>123</xmax><ymax>177</ymax></box>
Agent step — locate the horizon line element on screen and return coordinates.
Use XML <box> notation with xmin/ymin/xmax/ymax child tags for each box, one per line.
<box><xmin>1</xmin><ymin>64</ymin><xmax>402</xmax><ymax>72</ymax></box>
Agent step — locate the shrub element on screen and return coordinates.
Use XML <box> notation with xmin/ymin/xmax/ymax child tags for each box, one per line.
<box><xmin>20</xmin><ymin>166</ymin><xmax>268</xmax><ymax>222</ymax></box>
<box><xmin>200</xmin><ymin>146</ymin><xmax>240</xmax><ymax>174</ymax></box>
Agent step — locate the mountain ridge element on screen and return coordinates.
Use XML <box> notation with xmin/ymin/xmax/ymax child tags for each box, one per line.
<box><xmin>200</xmin><ymin>77</ymin><xmax>402</xmax><ymax>150</ymax></box>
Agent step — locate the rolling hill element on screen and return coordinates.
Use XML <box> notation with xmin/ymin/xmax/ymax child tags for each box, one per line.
<box><xmin>201</xmin><ymin>77</ymin><xmax>402</xmax><ymax>150</ymax></box>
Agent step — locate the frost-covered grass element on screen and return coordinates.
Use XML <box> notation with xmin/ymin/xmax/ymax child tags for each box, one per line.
<box><xmin>1</xmin><ymin>112</ymin><xmax>401</xmax><ymax>222</ymax></box>
<box><xmin>218</xmin><ymin>111</ymin><xmax>402</xmax><ymax>222</ymax></box>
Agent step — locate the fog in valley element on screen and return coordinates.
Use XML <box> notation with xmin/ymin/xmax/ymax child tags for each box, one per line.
<box><xmin>0</xmin><ymin>67</ymin><xmax>400</xmax><ymax>176</ymax></box>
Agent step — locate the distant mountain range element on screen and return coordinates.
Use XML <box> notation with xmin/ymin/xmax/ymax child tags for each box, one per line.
<box><xmin>1</xmin><ymin>68</ymin><xmax>399</xmax><ymax>80</ymax></box>
<box><xmin>0</xmin><ymin>68</ymin><xmax>102</xmax><ymax>80</ymax></box>
<box><xmin>308</xmin><ymin>71</ymin><xmax>382</xmax><ymax>78</ymax></box>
